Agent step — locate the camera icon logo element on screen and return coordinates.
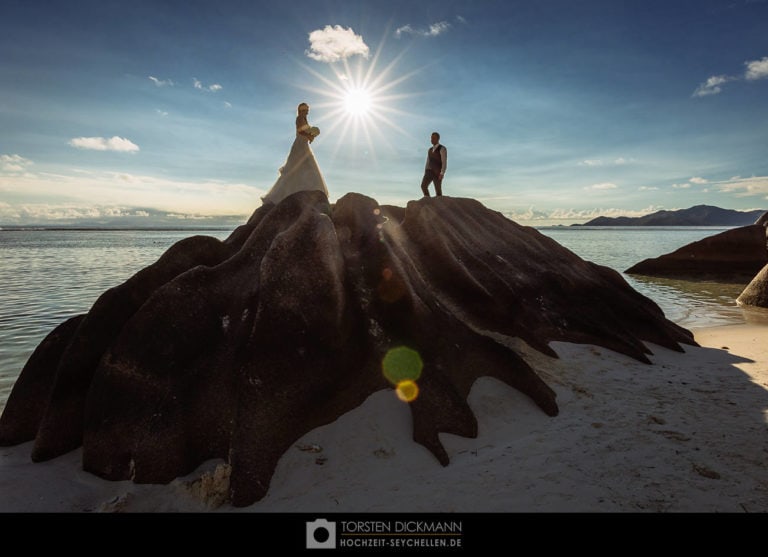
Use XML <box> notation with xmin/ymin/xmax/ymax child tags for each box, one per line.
<box><xmin>306</xmin><ymin>519</ymin><xmax>336</xmax><ymax>549</ymax></box>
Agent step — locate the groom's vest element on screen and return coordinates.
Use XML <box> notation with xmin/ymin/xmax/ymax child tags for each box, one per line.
<box><xmin>427</xmin><ymin>144</ymin><xmax>445</xmax><ymax>174</ymax></box>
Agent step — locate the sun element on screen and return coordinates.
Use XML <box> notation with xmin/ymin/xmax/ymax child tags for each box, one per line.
<box><xmin>343</xmin><ymin>87</ymin><xmax>372</xmax><ymax>116</ymax></box>
<box><xmin>296</xmin><ymin>35</ymin><xmax>419</xmax><ymax>158</ymax></box>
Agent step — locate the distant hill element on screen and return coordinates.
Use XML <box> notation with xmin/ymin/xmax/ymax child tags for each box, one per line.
<box><xmin>580</xmin><ymin>205</ymin><xmax>766</xmax><ymax>227</ymax></box>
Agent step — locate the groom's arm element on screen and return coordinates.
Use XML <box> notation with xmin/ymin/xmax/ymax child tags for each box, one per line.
<box><xmin>440</xmin><ymin>147</ymin><xmax>447</xmax><ymax>177</ymax></box>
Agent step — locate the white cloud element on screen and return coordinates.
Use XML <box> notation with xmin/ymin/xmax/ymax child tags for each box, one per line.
<box><xmin>583</xmin><ymin>182</ymin><xmax>618</xmax><ymax>191</ymax></box>
<box><xmin>716</xmin><ymin>175</ymin><xmax>768</xmax><ymax>198</ymax></box>
<box><xmin>1</xmin><ymin>154</ymin><xmax>33</xmax><ymax>173</ymax></box>
<box><xmin>155</xmin><ymin>109</ymin><xmax>169</xmax><ymax>117</ymax></box>
<box><xmin>614</xmin><ymin>157</ymin><xmax>635</xmax><ymax>165</ymax></box>
<box><xmin>223</xmin><ymin>101</ymin><xmax>232</xmax><ymax>109</ymax></box>
<box><xmin>579</xmin><ymin>157</ymin><xmax>635</xmax><ymax>167</ymax></box>
<box><xmin>672</xmin><ymin>177</ymin><xmax>708</xmax><ymax>189</ymax></box>
<box><xmin>639</xmin><ymin>186</ymin><xmax>659</xmax><ymax>191</ymax></box>
<box><xmin>506</xmin><ymin>205</ymin><xmax>663</xmax><ymax>223</ymax></box>
<box><xmin>692</xmin><ymin>74</ymin><xmax>732</xmax><ymax>97</ymax></box>
<box><xmin>0</xmin><ymin>169</ymin><xmax>260</xmax><ymax>222</ymax></box>
<box><xmin>0</xmin><ymin>204</ymin><xmax>140</xmax><ymax>222</ymax></box>
<box><xmin>193</xmin><ymin>78</ymin><xmax>223</xmax><ymax>92</ymax></box>
<box><xmin>68</xmin><ymin>136</ymin><xmax>140</xmax><ymax>152</ymax></box>
<box><xmin>427</xmin><ymin>21</ymin><xmax>451</xmax><ymax>36</ymax></box>
<box><xmin>394</xmin><ymin>25</ymin><xmax>415</xmax><ymax>37</ymax></box>
<box><xmin>693</xmin><ymin>55</ymin><xmax>768</xmax><ymax>97</ymax></box>
<box><xmin>306</xmin><ymin>25</ymin><xmax>370</xmax><ymax>63</ymax></box>
<box><xmin>745</xmin><ymin>56</ymin><xmax>768</xmax><ymax>80</ymax></box>
<box><xmin>395</xmin><ymin>21</ymin><xmax>451</xmax><ymax>38</ymax></box>
<box><xmin>148</xmin><ymin>76</ymin><xmax>174</xmax><ymax>87</ymax></box>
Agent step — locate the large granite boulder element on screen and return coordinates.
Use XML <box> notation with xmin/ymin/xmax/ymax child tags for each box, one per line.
<box><xmin>625</xmin><ymin>225</ymin><xmax>768</xmax><ymax>280</ymax></box>
<box><xmin>737</xmin><ymin>263</ymin><xmax>768</xmax><ymax>308</ymax></box>
<box><xmin>0</xmin><ymin>191</ymin><xmax>695</xmax><ymax>506</ymax></box>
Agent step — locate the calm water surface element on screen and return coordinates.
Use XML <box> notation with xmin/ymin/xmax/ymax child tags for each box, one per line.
<box><xmin>1</xmin><ymin>226</ymin><xmax>766</xmax><ymax>411</ymax></box>
<box><xmin>0</xmin><ymin>229</ymin><xmax>231</xmax><ymax>410</ymax></box>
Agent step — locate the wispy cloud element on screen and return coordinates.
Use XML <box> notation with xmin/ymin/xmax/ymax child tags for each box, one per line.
<box><xmin>613</xmin><ymin>157</ymin><xmax>634</xmax><ymax>165</ymax></box>
<box><xmin>583</xmin><ymin>182</ymin><xmax>618</xmax><ymax>191</ymax></box>
<box><xmin>395</xmin><ymin>21</ymin><xmax>451</xmax><ymax>38</ymax></box>
<box><xmin>716</xmin><ymin>175</ymin><xmax>768</xmax><ymax>198</ymax></box>
<box><xmin>1</xmin><ymin>154</ymin><xmax>33</xmax><ymax>173</ymax></box>
<box><xmin>155</xmin><ymin>109</ymin><xmax>169</xmax><ymax>117</ymax></box>
<box><xmin>193</xmin><ymin>78</ymin><xmax>223</xmax><ymax>92</ymax></box>
<box><xmin>672</xmin><ymin>176</ymin><xmax>709</xmax><ymax>189</ymax></box>
<box><xmin>578</xmin><ymin>157</ymin><xmax>635</xmax><ymax>167</ymax></box>
<box><xmin>151</xmin><ymin>74</ymin><xmax>226</xmax><ymax>93</ymax></box>
<box><xmin>305</xmin><ymin>25</ymin><xmax>370</xmax><ymax>63</ymax></box>
<box><xmin>693</xmin><ymin>54</ymin><xmax>768</xmax><ymax>97</ymax></box>
<box><xmin>639</xmin><ymin>186</ymin><xmax>659</xmax><ymax>191</ymax></box>
<box><xmin>692</xmin><ymin>74</ymin><xmax>733</xmax><ymax>97</ymax></box>
<box><xmin>0</xmin><ymin>169</ymin><xmax>260</xmax><ymax>224</ymax></box>
<box><xmin>506</xmin><ymin>205</ymin><xmax>663</xmax><ymax>223</ymax></box>
<box><xmin>0</xmin><ymin>203</ymin><xmax>247</xmax><ymax>226</ymax></box>
<box><xmin>68</xmin><ymin>136</ymin><xmax>140</xmax><ymax>152</ymax></box>
<box><xmin>745</xmin><ymin>56</ymin><xmax>768</xmax><ymax>80</ymax></box>
<box><xmin>148</xmin><ymin>75</ymin><xmax>174</xmax><ymax>87</ymax></box>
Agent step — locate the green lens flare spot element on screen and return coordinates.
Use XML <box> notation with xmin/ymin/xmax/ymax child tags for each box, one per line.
<box><xmin>382</xmin><ymin>346</ymin><xmax>423</xmax><ymax>385</ymax></box>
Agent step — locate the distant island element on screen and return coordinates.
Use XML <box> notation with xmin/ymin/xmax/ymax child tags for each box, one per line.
<box><xmin>578</xmin><ymin>205</ymin><xmax>766</xmax><ymax>227</ymax></box>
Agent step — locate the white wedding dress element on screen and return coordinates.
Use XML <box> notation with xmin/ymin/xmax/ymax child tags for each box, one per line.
<box><xmin>261</xmin><ymin>117</ymin><xmax>329</xmax><ymax>206</ymax></box>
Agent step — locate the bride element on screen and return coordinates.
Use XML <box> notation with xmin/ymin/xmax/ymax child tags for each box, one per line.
<box><xmin>261</xmin><ymin>102</ymin><xmax>329</xmax><ymax>206</ymax></box>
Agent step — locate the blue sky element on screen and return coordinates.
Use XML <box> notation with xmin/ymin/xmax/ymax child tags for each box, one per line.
<box><xmin>1</xmin><ymin>0</ymin><xmax>767</xmax><ymax>226</ymax></box>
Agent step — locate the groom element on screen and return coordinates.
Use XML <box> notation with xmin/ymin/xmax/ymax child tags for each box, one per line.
<box><xmin>420</xmin><ymin>132</ymin><xmax>447</xmax><ymax>197</ymax></box>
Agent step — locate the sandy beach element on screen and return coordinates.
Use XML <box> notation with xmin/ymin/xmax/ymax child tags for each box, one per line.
<box><xmin>1</xmin><ymin>323</ymin><xmax>766</xmax><ymax>513</ymax></box>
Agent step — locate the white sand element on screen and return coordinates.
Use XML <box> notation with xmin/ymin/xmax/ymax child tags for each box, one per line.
<box><xmin>1</xmin><ymin>324</ymin><xmax>766</xmax><ymax>513</ymax></box>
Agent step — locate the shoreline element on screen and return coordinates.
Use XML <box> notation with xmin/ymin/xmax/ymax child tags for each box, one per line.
<box><xmin>1</xmin><ymin>322</ymin><xmax>766</xmax><ymax>513</ymax></box>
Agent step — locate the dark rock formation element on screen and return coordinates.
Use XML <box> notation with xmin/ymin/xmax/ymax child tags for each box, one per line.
<box><xmin>581</xmin><ymin>205</ymin><xmax>766</xmax><ymax>227</ymax></box>
<box><xmin>625</xmin><ymin>225</ymin><xmax>768</xmax><ymax>280</ymax></box>
<box><xmin>737</xmin><ymin>264</ymin><xmax>768</xmax><ymax>308</ymax></box>
<box><xmin>0</xmin><ymin>191</ymin><xmax>696</xmax><ymax>507</ymax></box>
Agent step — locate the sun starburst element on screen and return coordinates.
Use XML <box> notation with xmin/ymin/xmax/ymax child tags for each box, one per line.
<box><xmin>296</xmin><ymin>33</ymin><xmax>420</xmax><ymax>161</ymax></box>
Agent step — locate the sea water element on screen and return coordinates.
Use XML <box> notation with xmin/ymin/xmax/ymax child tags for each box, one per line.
<box><xmin>0</xmin><ymin>226</ymin><xmax>764</xmax><ymax>411</ymax></box>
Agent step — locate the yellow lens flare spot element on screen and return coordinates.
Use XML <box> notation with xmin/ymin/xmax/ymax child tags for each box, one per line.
<box><xmin>395</xmin><ymin>380</ymin><xmax>419</xmax><ymax>403</ymax></box>
<box><xmin>382</xmin><ymin>346</ymin><xmax>423</xmax><ymax>385</ymax></box>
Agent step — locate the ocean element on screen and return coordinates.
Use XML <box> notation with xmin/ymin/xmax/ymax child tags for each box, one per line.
<box><xmin>0</xmin><ymin>226</ymin><xmax>764</xmax><ymax>412</ymax></box>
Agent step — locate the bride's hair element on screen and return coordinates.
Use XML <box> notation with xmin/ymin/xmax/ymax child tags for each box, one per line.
<box><xmin>297</xmin><ymin>102</ymin><xmax>309</xmax><ymax>113</ymax></box>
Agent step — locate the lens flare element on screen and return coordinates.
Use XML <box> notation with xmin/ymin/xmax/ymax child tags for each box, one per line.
<box><xmin>382</xmin><ymin>346</ymin><xmax>423</xmax><ymax>385</ymax></box>
<box><xmin>395</xmin><ymin>379</ymin><xmax>419</xmax><ymax>403</ymax></box>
